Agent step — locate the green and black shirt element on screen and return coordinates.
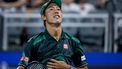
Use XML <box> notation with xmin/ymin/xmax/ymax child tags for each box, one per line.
<box><xmin>18</xmin><ymin>30</ymin><xmax>87</xmax><ymax>67</ymax></box>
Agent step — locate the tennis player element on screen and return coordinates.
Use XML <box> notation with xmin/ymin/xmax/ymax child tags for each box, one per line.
<box><xmin>17</xmin><ymin>0</ymin><xmax>88</xmax><ymax>69</ymax></box>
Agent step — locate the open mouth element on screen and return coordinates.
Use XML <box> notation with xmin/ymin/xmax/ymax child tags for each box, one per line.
<box><xmin>54</xmin><ymin>15</ymin><xmax>60</xmax><ymax>19</ymax></box>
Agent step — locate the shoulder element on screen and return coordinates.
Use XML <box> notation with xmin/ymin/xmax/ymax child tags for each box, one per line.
<box><xmin>64</xmin><ymin>32</ymin><xmax>80</xmax><ymax>43</ymax></box>
<box><xmin>27</xmin><ymin>32</ymin><xmax>45</xmax><ymax>46</ymax></box>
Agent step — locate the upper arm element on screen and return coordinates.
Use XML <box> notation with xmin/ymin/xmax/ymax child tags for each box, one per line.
<box><xmin>17</xmin><ymin>0</ymin><xmax>26</xmax><ymax>4</ymax></box>
<box><xmin>2</xmin><ymin>0</ymin><xmax>26</xmax><ymax>7</ymax></box>
<box><xmin>12</xmin><ymin>0</ymin><xmax>26</xmax><ymax>7</ymax></box>
<box><xmin>72</xmin><ymin>42</ymin><xmax>88</xmax><ymax>67</ymax></box>
<box><xmin>18</xmin><ymin>38</ymin><xmax>33</xmax><ymax>67</ymax></box>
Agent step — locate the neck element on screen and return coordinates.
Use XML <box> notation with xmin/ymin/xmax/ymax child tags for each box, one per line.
<box><xmin>46</xmin><ymin>23</ymin><xmax>62</xmax><ymax>41</ymax></box>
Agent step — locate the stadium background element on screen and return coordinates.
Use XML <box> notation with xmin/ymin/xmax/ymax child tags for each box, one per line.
<box><xmin>0</xmin><ymin>0</ymin><xmax>122</xmax><ymax>69</ymax></box>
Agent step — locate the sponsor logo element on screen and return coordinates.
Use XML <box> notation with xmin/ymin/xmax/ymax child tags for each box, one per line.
<box><xmin>63</xmin><ymin>44</ymin><xmax>68</xmax><ymax>49</ymax></box>
<box><xmin>81</xmin><ymin>55</ymin><xmax>86</xmax><ymax>61</ymax></box>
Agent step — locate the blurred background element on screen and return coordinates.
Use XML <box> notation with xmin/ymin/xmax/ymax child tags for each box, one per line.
<box><xmin>0</xmin><ymin>0</ymin><xmax>122</xmax><ymax>69</ymax></box>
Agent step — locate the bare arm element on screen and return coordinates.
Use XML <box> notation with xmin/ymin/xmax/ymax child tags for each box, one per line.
<box><xmin>0</xmin><ymin>0</ymin><xmax>26</xmax><ymax>8</ymax></box>
<box><xmin>31</xmin><ymin>0</ymin><xmax>44</xmax><ymax>8</ymax></box>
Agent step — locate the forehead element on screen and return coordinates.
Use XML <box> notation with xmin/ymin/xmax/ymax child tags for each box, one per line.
<box><xmin>47</xmin><ymin>3</ymin><xmax>60</xmax><ymax>9</ymax></box>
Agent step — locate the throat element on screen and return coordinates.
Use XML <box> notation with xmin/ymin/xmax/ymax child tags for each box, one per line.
<box><xmin>53</xmin><ymin>23</ymin><xmax>62</xmax><ymax>41</ymax></box>
<box><xmin>46</xmin><ymin>22</ymin><xmax>62</xmax><ymax>41</ymax></box>
<box><xmin>53</xmin><ymin>29</ymin><xmax>60</xmax><ymax>41</ymax></box>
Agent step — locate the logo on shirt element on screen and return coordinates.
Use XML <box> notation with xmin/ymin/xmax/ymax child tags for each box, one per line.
<box><xmin>63</xmin><ymin>44</ymin><xmax>68</xmax><ymax>49</ymax></box>
<box><xmin>81</xmin><ymin>55</ymin><xmax>86</xmax><ymax>61</ymax></box>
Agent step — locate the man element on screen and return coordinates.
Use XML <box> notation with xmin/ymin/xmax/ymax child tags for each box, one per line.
<box><xmin>17</xmin><ymin>0</ymin><xmax>88</xmax><ymax>69</ymax></box>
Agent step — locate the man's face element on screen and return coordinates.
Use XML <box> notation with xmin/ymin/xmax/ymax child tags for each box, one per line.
<box><xmin>42</xmin><ymin>3</ymin><xmax>62</xmax><ymax>24</ymax></box>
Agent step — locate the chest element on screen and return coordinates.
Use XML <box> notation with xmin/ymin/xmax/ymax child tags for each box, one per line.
<box><xmin>37</xmin><ymin>39</ymin><xmax>74</xmax><ymax>58</ymax></box>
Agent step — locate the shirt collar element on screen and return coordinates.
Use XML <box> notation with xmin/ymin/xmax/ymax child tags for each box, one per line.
<box><xmin>44</xmin><ymin>29</ymin><xmax>66</xmax><ymax>40</ymax></box>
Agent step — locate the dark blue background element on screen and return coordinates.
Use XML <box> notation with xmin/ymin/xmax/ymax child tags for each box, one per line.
<box><xmin>0</xmin><ymin>52</ymin><xmax>122</xmax><ymax>66</ymax></box>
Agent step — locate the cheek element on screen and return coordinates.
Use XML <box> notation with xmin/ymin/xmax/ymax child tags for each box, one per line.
<box><xmin>45</xmin><ymin>10</ymin><xmax>53</xmax><ymax>17</ymax></box>
<box><xmin>47</xmin><ymin>12</ymin><xmax>51</xmax><ymax>16</ymax></box>
<box><xmin>47</xmin><ymin>11</ymin><xmax>53</xmax><ymax>16</ymax></box>
<box><xmin>45</xmin><ymin>13</ymin><xmax>52</xmax><ymax>20</ymax></box>
<box><xmin>47</xmin><ymin>13</ymin><xmax>53</xmax><ymax>18</ymax></box>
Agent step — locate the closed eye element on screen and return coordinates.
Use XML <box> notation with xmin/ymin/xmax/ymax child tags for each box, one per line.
<box><xmin>49</xmin><ymin>8</ymin><xmax>53</xmax><ymax>11</ymax></box>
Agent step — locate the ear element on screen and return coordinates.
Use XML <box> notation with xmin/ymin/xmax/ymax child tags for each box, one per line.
<box><xmin>41</xmin><ymin>15</ymin><xmax>46</xmax><ymax>21</ymax></box>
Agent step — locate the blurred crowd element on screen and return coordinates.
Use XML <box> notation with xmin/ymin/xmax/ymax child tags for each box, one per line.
<box><xmin>0</xmin><ymin>0</ymin><xmax>122</xmax><ymax>52</ymax></box>
<box><xmin>0</xmin><ymin>0</ymin><xmax>46</xmax><ymax>13</ymax></box>
<box><xmin>0</xmin><ymin>0</ymin><xmax>108</xmax><ymax>14</ymax></box>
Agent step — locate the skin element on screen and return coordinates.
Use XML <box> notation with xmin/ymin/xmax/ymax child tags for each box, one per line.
<box><xmin>17</xmin><ymin>3</ymin><xmax>88</xmax><ymax>69</ymax></box>
<box><xmin>31</xmin><ymin>0</ymin><xmax>44</xmax><ymax>8</ymax></box>
<box><xmin>0</xmin><ymin>0</ymin><xmax>26</xmax><ymax>8</ymax></box>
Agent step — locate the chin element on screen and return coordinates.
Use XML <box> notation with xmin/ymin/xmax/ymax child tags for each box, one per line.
<box><xmin>48</xmin><ymin>20</ymin><xmax>62</xmax><ymax>24</ymax></box>
<box><xmin>55</xmin><ymin>22</ymin><xmax>61</xmax><ymax>24</ymax></box>
<box><xmin>52</xmin><ymin>21</ymin><xmax>61</xmax><ymax>24</ymax></box>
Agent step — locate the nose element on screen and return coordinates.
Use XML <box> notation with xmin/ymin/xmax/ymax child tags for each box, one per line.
<box><xmin>54</xmin><ymin>9</ymin><xmax>59</xmax><ymax>14</ymax></box>
<box><xmin>55</xmin><ymin>11</ymin><xmax>59</xmax><ymax>14</ymax></box>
